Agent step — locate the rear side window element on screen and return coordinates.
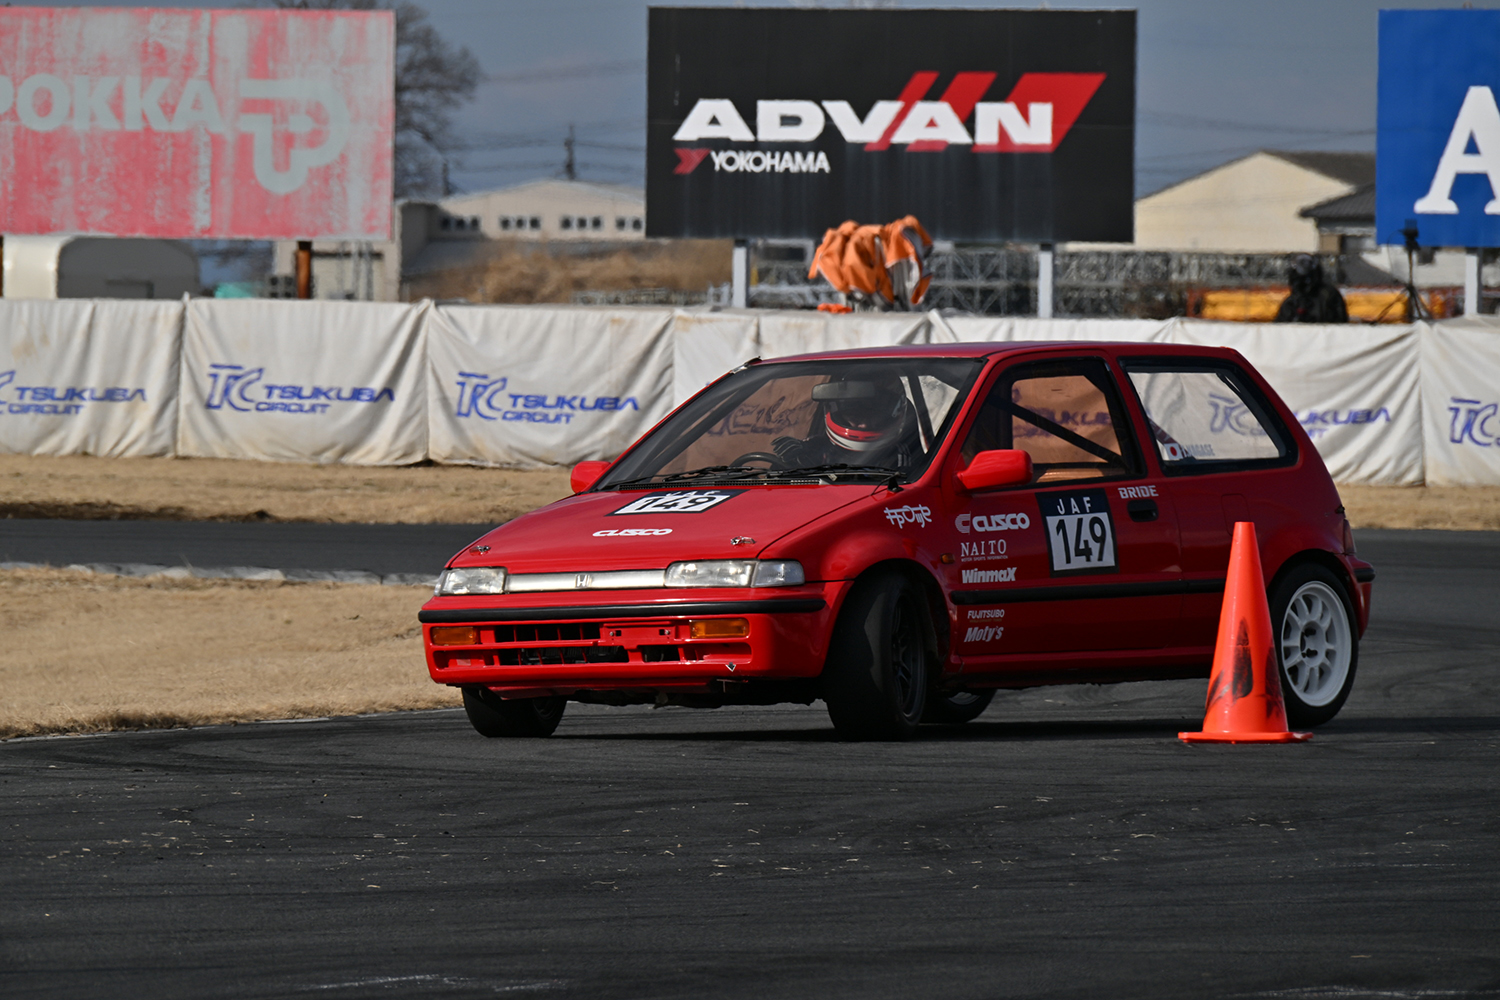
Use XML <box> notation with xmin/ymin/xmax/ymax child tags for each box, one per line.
<box><xmin>1122</xmin><ymin>360</ymin><xmax>1294</xmax><ymax>472</ymax></box>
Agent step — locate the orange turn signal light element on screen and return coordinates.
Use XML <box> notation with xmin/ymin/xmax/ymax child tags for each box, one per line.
<box><xmin>689</xmin><ymin>618</ymin><xmax>749</xmax><ymax>639</ymax></box>
<box><xmin>430</xmin><ymin>625</ymin><xmax>479</xmax><ymax>646</ymax></box>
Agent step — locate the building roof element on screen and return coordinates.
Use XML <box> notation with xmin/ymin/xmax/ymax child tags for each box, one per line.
<box><xmin>1265</xmin><ymin>151</ymin><xmax>1375</xmax><ymax>187</ymax></box>
<box><xmin>442</xmin><ymin>178</ymin><xmax>644</xmax><ymax>205</ymax></box>
<box><xmin>1144</xmin><ymin>149</ymin><xmax>1374</xmax><ymax>200</ymax></box>
<box><xmin>1299</xmin><ymin>183</ymin><xmax>1375</xmax><ymax>222</ymax></box>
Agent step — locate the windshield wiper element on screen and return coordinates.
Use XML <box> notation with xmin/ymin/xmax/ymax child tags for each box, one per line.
<box><xmin>770</xmin><ymin>464</ymin><xmax>907</xmax><ymax>490</ymax></box>
<box><xmin>604</xmin><ymin>466</ymin><xmax>772</xmax><ymax>489</ymax></box>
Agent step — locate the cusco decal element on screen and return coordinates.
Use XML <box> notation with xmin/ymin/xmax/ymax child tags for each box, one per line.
<box><xmin>594</xmin><ymin>528</ymin><xmax>673</xmax><ymax>537</ymax></box>
<box><xmin>609</xmin><ymin>490</ymin><xmax>745</xmax><ymax>515</ymax></box>
<box><xmin>1039</xmin><ymin>488</ymin><xmax>1117</xmax><ymax>576</ymax></box>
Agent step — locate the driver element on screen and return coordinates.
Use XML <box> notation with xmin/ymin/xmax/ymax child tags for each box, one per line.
<box><xmin>772</xmin><ymin>375</ymin><xmax>920</xmax><ymax>469</ymax></box>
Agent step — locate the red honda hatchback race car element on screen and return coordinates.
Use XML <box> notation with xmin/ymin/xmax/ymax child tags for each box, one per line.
<box><xmin>420</xmin><ymin>342</ymin><xmax>1374</xmax><ymax>741</ymax></box>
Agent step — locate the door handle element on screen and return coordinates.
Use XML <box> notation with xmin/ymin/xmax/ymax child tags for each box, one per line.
<box><xmin>1127</xmin><ymin>498</ymin><xmax>1159</xmax><ymax>522</ymax></box>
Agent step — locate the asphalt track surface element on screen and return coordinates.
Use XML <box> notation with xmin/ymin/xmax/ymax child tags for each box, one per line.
<box><xmin>2</xmin><ymin>529</ymin><xmax>1498</xmax><ymax>1000</ymax></box>
<box><xmin>0</xmin><ymin>520</ymin><xmax>490</xmax><ymax>576</ymax></box>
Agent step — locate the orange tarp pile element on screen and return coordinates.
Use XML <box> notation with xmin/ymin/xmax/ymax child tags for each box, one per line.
<box><xmin>809</xmin><ymin>215</ymin><xmax>933</xmax><ymax>312</ymax></box>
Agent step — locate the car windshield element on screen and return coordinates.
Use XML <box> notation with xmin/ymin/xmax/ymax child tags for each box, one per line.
<box><xmin>597</xmin><ymin>357</ymin><xmax>986</xmax><ymax>489</ymax></box>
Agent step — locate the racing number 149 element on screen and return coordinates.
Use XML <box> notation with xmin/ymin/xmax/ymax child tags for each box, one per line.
<box><xmin>1040</xmin><ymin>489</ymin><xmax>1117</xmax><ymax>574</ymax></box>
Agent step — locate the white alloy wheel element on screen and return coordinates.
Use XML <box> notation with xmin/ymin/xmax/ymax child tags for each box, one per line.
<box><xmin>1279</xmin><ymin>580</ymin><xmax>1352</xmax><ymax>708</ymax></box>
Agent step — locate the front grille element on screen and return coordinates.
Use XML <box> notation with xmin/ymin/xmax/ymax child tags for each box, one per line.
<box><xmin>639</xmin><ymin>645</ymin><xmax>682</xmax><ymax>662</ymax></box>
<box><xmin>493</xmin><ymin>623</ymin><xmax>601</xmax><ymax>643</ymax></box>
<box><xmin>497</xmin><ymin>645</ymin><xmax>628</xmax><ymax>666</ymax></box>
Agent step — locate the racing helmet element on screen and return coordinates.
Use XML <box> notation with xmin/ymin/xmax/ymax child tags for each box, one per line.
<box><xmin>815</xmin><ymin>377</ymin><xmax>911</xmax><ymax>453</ymax></box>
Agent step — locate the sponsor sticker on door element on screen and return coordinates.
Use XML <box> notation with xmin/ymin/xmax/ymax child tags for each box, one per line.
<box><xmin>1039</xmin><ymin>488</ymin><xmax>1117</xmax><ymax>575</ymax></box>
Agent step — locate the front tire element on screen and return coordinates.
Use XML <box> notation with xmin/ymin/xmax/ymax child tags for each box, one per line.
<box><xmin>461</xmin><ymin>686</ymin><xmax>567</xmax><ymax>738</ymax></box>
<box><xmin>1270</xmin><ymin>563</ymin><xmax>1358</xmax><ymax>727</ymax></box>
<box><xmin>923</xmin><ymin>689</ymin><xmax>995</xmax><ymax>724</ymax></box>
<box><xmin>822</xmin><ymin>572</ymin><xmax>929</xmax><ymax>741</ymax></box>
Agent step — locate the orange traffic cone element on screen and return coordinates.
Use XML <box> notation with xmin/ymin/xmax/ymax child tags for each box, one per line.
<box><xmin>1179</xmin><ymin>521</ymin><xmax>1312</xmax><ymax>744</ymax></box>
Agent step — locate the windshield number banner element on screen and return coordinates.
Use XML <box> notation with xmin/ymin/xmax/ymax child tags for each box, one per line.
<box><xmin>1039</xmin><ymin>489</ymin><xmax>1117</xmax><ymax>576</ymax></box>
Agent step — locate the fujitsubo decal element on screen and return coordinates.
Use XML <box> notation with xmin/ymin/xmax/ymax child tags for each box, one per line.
<box><xmin>961</xmin><ymin>567</ymin><xmax>1016</xmax><ymax>584</ymax></box>
<box><xmin>884</xmin><ymin>504</ymin><xmax>932</xmax><ymax>528</ymax></box>
<box><xmin>593</xmin><ymin>528</ymin><xmax>673</xmax><ymax>537</ymax></box>
<box><xmin>955</xmin><ymin>512</ymin><xmax>1029</xmax><ymax>533</ymax></box>
<box><xmin>967</xmin><ymin>608</ymin><xmax>1005</xmax><ymax>620</ymax></box>
<box><xmin>610</xmin><ymin>490</ymin><xmax>745</xmax><ymax>515</ymax></box>
<box><xmin>1039</xmin><ymin>488</ymin><xmax>1117</xmax><ymax>576</ymax></box>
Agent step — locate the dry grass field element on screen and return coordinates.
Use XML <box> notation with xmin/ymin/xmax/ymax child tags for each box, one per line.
<box><xmin>0</xmin><ymin>568</ymin><xmax>452</xmax><ymax>740</ymax></box>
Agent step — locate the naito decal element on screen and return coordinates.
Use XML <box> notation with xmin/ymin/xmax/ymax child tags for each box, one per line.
<box><xmin>1039</xmin><ymin>488</ymin><xmax>1117</xmax><ymax>576</ymax></box>
<box><xmin>609</xmin><ymin>490</ymin><xmax>745</xmax><ymax>515</ymax></box>
<box><xmin>884</xmin><ymin>504</ymin><xmax>932</xmax><ymax>528</ymax></box>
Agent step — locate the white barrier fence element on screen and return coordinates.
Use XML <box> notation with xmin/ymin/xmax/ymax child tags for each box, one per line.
<box><xmin>1</xmin><ymin>298</ymin><xmax>1498</xmax><ymax>485</ymax></box>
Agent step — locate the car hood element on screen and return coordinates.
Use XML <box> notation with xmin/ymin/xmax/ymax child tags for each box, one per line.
<box><xmin>449</xmin><ymin>484</ymin><xmax>878</xmax><ymax>574</ymax></box>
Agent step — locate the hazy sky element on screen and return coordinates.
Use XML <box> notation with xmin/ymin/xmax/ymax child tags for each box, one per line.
<box><xmin>41</xmin><ymin>0</ymin><xmax>1500</xmax><ymax>197</ymax></box>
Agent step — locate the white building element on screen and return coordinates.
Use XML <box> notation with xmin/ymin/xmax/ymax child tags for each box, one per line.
<box><xmin>271</xmin><ymin>179</ymin><xmax>647</xmax><ymax>301</ymax></box>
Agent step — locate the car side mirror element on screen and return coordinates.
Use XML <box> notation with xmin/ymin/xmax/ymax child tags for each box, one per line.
<box><xmin>570</xmin><ymin>460</ymin><xmax>610</xmax><ymax>493</ymax></box>
<box><xmin>957</xmin><ymin>449</ymin><xmax>1033</xmax><ymax>491</ymax></box>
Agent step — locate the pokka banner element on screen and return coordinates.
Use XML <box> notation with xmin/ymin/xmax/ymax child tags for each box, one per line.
<box><xmin>426</xmin><ymin>306</ymin><xmax>676</xmax><ymax>468</ymax></box>
<box><xmin>0</xmin><ymin>298</ymin><xmax>182</xmax><ymax>458</ymax></box>
<box><xmin>647</xmin><ymin>7</ymin><xmax>1136</xmax><ymax>241</ymax></box>
<box><xmin>177</xmin><ymin>299</ymin><xmax>427</xmax><ymax>465</ymax></box>
<box><xmin>0</xmin><ymin>6</ymin><xmax>394</xmax><ymax>239</ymax></box>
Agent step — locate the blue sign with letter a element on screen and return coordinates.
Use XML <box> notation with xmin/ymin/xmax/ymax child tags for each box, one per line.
<box><xmin>1378</xmin><ymin>10</ymin><xmax>1500</xmax><ymax>249</ymax></box>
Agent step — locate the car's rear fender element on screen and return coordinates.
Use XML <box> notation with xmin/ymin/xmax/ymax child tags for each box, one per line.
<box><xmin>1266</xmin><ymin>548</ymin><xmax>1370</xmax><ymax>636</ymax></box>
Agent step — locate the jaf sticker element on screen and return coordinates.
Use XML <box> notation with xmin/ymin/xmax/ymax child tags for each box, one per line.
<box><xmin>1039</xmin><ymin>488</ymin><xmax>1117</xmax><ymax>575</ymax></box>
<box><xmin>609</xmin><ymin>489</ymin><xmax>745</xmax><ymax>515</ymax></box>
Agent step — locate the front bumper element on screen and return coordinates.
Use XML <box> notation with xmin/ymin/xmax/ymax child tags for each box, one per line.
<box><xmin>420</xmin><ymin>583</ymin><xmax>846</xmax><ymax>696</ymax></box>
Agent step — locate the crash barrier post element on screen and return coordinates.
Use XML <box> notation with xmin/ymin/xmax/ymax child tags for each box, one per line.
<box><xmin>2</xmin><ymin>300</ymin><xmax>1500</xmax><ymax>482</ymax></box>
<box><xmin>1180</xmin><ymin>521</ymin><xmax>1312</xmax><ymax>744</ymax></box>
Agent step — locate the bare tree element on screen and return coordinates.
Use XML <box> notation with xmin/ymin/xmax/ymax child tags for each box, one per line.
<box><xmin>265</xmin><ymin>0</ymin><xmax>481</xmax><ymax>197</ymax></box>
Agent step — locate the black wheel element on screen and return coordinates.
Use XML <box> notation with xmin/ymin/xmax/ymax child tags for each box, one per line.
<box><xmin>922</xmin><ymin>689</ymin><xmax>995</xmax><ymax>724</ymax></box>
<box><xmin>822</xmin><ymin>571</ymin><xmax>930</xmax><ymax>741</ymax></box>
<box><xmin>730</xmin><ymin>451</ymin><xmax>782</xmax><ymax>469</ymax></box>
<box><xmin>1270</xmin><ymin>563</ymin><xmax>1359</xmax><ymax>728</ymax></box>
<box><xmin>461</xmin><ymin>686</ymin><xmax>567</xmax><ymax>738</ymax></box>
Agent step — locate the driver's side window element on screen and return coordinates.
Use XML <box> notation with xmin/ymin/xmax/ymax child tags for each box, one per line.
<box><xmin>960</xmin><ymin>359</ymin><xmax>1139</xmax><ymax>484</ymax></box>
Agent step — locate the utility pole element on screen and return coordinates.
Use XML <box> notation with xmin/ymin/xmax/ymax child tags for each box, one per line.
<box><xmin>564</xmin><ymin>124</ymin><xmax>576</xmax><ymax>181</ymax></box>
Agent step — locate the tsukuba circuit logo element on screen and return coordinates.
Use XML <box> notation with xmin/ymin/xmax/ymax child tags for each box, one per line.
<box><xmin>453</xmin><ymin>372</ymin><xmax>641</xmax><ymax>425</ymax></box>
<box><xmin>0</xmin><ymin>369</ymin><xmax>148</xmax><ymax>416</ymax></box>
<box><xmin>205</xmin><ymin>364</ymin><xmax>395</xmax><ymax>415</ymax></box>
<box><xmin>671</xmin><ymin>71</ymin><xmax>1105</xmax><ymax>174</ymax></box>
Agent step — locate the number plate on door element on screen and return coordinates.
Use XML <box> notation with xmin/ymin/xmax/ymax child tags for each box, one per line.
<box><xmin>1039</xmin><ymin>489</ymin><xmax>1117</xmax><ymax>576</ymax></box>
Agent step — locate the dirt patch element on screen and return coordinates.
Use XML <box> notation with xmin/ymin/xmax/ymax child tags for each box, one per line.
<box><xmin>0</xmin><ymin>453</ymin><xmax>572</xmax><ymax>524</ymax></box>
<box><xmin>413</xmin><ymin>239</ymin><xmax>733</xmax><ymax>303</ymax></box>
<box><xmin>0</xmin><ymin>568</ymin><xmax>456</xmax><ymax>740</ymax></box>
<box><xmin>1339</xmin><ymin>484</ymin><xmax>1500</xmax><ymax>532</ymax></box>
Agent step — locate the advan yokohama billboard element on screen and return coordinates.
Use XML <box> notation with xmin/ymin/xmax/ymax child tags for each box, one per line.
<box><xmin>647</xmin><ymin>7</ymin><xmax>1135</xmax><ymax>241</ymax></box>
<box><xmin>0</xmin><ymin>6</ymin><xmax>393</xmax><ymax>240</ymax></box>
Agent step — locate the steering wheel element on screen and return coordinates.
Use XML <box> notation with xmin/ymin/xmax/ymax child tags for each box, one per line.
<box><xmin>730</xmin><ymin>451</ymin><xmax>783</xmax><ymax>469</ymax></box>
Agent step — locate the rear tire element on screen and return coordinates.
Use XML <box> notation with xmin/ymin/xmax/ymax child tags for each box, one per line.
<box><xmin>822</xmin><ymin>572</ymin><xmax>929</xmax><ymax>741</ymax></box>
<box><xmin>922</xmin><ymin>689</ymin><xmax>995</xmax><ymax>724</ymax></box>
<box><xmin>461</xmin><ymin>686</ymin><xmax>567</xmax><ymax>738</ymax></box>
<box><xmin>1270</xmin><ymin>563</ymin><xmax>1358</xmax><ymax>728</ymax></box>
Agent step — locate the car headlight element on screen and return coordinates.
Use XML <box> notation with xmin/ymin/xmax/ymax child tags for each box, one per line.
<box><xmin>435</xmin><ymin>567</ymin><xmax>508</xmax><ymax>595</ymax></box>
<box><xmin>664</xmin><ymin>560</ymin><xmax>805</xmax><ymax>588</ymax></box>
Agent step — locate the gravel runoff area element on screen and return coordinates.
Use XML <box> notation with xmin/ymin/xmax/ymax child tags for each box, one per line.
<box><xmin>2</xmin><ymin>452</ymin><xmax>1499</xmax><ymax>530</ymax></box>
<box><xmin>0</xmin><ymin>568</ymin><xmax>453</xmax><ymax>740</ymax></box>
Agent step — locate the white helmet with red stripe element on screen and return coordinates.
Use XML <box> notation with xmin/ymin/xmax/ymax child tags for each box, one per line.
<box><xmin>816</xmin><ymin>377</ymin><xmax>911</xmax><ymax>453</ymax></box>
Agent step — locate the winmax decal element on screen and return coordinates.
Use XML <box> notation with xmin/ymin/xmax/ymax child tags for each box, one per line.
<box><xmin>609</xmin><ymin>490</ymin><xmax>745</xmax><ymax>515</ymax></box>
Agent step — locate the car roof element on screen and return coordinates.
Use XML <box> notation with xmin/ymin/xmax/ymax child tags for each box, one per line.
<box><xmin>759</xmin><ymin>340</ymin><xmax>1244</xmax><ymax>364</ymax></box>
